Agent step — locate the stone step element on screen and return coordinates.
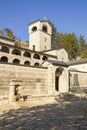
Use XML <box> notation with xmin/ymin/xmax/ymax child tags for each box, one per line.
<box><xmin>12</xmin><ymin>92</ymin><xmax>87</xmax><ymax>106</ymax></box>
<box><xmin>18</xmin><ymin>95</ymin><xmax>57</xmax><ymax>105</ymax></box>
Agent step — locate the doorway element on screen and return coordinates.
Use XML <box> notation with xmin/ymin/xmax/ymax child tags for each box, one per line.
<box><xmin>55</xmin><ymin>76</ymin><xmax>59</xmax><ymax>91</ymax></box>
<box><xmin>9</xmin><ymin>80</ymin><xmax>22</xmax><ymax>102</ymax></box>
<box><xmin>14</xmin><ymin>84</ymin><xmax>21</xmax><ymax>101</ymax></box>
<box><xmin>55</xmin><ymin>67</ymin><xmax>63</xmax><ymax>92</ymax></box>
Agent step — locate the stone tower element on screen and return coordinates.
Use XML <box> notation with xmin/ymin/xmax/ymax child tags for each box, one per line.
<box><xmin>28</xmin><ymin>19</ymin><xmax>52</xmax><ymax>51</ymax></box>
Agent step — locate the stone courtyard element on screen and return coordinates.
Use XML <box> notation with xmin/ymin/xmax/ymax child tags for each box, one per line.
<box><xmin>0</xmin><ymin>94</ymin><xmax>87</xmax><ymax>130</ymax></box>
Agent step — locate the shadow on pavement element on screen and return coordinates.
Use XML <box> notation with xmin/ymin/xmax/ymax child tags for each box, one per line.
<box><xmin>0</xmin><ymin>94</ymin><xmax>87</xmax><ymax>130</ymax></box>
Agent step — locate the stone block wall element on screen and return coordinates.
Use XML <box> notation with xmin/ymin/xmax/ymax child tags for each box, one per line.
<box><xmin>0</xmin><ymin>63</ymin><xmax>48</xmax><ymax>101</ymax></box>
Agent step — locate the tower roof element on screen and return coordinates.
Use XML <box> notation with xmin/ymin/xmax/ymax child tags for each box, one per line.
<box><xmin>28</xmin><ymin>19</ymin><xmax>51</xmax><ymax>27</ymax></box>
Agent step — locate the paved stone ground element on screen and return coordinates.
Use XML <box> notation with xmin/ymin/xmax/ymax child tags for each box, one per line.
<box><xmin>0</xmin><ymin>98</ymin><xmax>87</xmax><ymax>130</ymax></box>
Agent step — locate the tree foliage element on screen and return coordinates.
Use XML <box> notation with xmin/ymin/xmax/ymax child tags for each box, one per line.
<box><xmin>48</xmin><ymin>20</ymin><xmax>57</xmax><ymax>48</ymax></box>
<box><xmin>0</xmin><ymin>28</ymin><xmax>15</xmax><ymax>39</ymax></box>
<box><xmin>55</xmin><ymin>32</ymin><xmax>79</xmax><ymax>59</ymax></box>
<box><xmin>48</xmin><ymin>20</ymin><xmax>87</xmax><ymax>59</ymax></box>
<box><xmin>81</xmin><ymin>49</ymin><xmax>87</xmax><ymax>58</ymax></box>
<box><xmin>4</xmin><ymin>28</ymin><xmax>15</xmax><ymax>39</ymax></box>
<box><xmin>78</xmin><ymin>35</ymin><xmax>87</xmax><ymax>56</ymax></box>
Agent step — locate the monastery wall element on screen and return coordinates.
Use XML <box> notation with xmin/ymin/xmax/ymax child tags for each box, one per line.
<box><xmin>0</xmin><ymin>63</ymin><xmax>48</xmax><ymax>101</ymax></box>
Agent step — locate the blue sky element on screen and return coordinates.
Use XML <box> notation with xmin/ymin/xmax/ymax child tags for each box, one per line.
<box><xmin>0</xmin><ymin>0</ymin><xmax>87</xmax><ymax>42</ymax></box>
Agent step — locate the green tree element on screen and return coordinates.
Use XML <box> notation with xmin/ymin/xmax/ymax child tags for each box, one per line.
<box><xmin>48</xmin><ymin>20</ymin><xmax>57</xmax><ymax>49</ymax></box>
<box><xmin>55</xmin><ymin>32</ymin><xmax>79</xmax><ymax>59</ymax></box>
<box><xmin>56</xmin><ymin>32</ymin><xmax>64</xmax><ymax>47</ymax></box>
<box><xmin>81</xmin><ymin>49</ymin><xmax>87</xmax><ymax>58</ymax></box>
<box><xmin>78</xmin><ymin>35</ymin><xmax>87</xmax><ymax>56</ymax></box>
<box><xmin>4</xmin><ymin>28</ymin><xmax>15</xmax><ymax>39</ymax></box>
<box><xmin>64</xmin><ymin>33</ymin><xmax>79</xmax><ymax>59</ymax></box>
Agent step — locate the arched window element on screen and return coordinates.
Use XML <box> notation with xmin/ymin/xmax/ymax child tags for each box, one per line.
<box><xmin>1</xmin><ymin>56</ymin><xmax>8</xmax><ymax>62</ymax></box>
<box><xmin>13</xmin><ymin>59</ymin><xmax>20</xmax><ymax>64</ymax></box>
<box><xmin>12</xmin><ymin>49</ymin><xmax>21</xmax><ymax>56</ymax></box>
<box><xmin>42</xmin><ymin>56</ymin><xmax>48</xmax><ymax>60</ymax></box>
<box><xmin>32</xmin><ymin>26</ymin><xmax>37</xmax><ymax>32</ymax></box>
<box><xmin>42</xmin><ymin>25</ymin><xmax>47</xmax><ymax>33</ymax></box>
<box><xmin>34</xmin><ymin>62</ymin><xmax>40</xmax><ymax>66</ymax></box>
<box><xmin>23</xmin><ymin>51</ymin><xmax>31</xmax><ymax>58</ymax></box>
<box><xmin>33</xmin><ymin>54</ymin><xmax>40</xmax><ymax>59</ymax></box>
<box><xmin>24</xmin><ymin>61</ymin><xmax>30</xmax><ymax>66</ymax></box>
<box><xmin>1</xmin><ymin>46</ymin><xmax>9</xmax><ymax>53</ymax></box>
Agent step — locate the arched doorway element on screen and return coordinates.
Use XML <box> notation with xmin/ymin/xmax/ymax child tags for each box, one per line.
<box><xmin>55</xmin><ymin>67</ymin><xmax>64</xmax><ymax>91</ymax></box>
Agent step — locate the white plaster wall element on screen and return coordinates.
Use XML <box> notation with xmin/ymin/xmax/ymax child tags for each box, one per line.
<box><xmin>44</xmin><ymin>50</ymin><xmax>56</xmax><ymax>56</ymax></box>
<box><xmin>29</xmin><ymin>31</ymin><xmax>40</xmax><ymax>51</ymax></box>
<box><xmin>69</xmin><ymin>63</ymin><xmax>87</xmax><ymax>72</ymax></box>
<box><xmin>56</xmin><ymin>48</ymin><xmax>68</xmax><ymax>62</ymax></box>
<box><xmin>29</xmin><ymin>20</ymin><xmax>52</xmax><ymax>51</ymax></box>
<box><xmin>40</xmin><ymin>31</ymin><xmax>51</xmax><ymax>51</ymax></box>
<box><xmin>44</xmin><ymin>48</ymin><xmax>69</xmax><ymax>62</ymax></box>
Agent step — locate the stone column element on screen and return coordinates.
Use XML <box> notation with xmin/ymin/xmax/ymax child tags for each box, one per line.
<box><xmin>21</xmin><ymin>50</ymin><xmax>24</xmax><ymax>57</ymax></box>
<box><xmin>9</xmin><ymin>82</ymin><xmax>15</xmax><ymax>102</ymax></box>
<box><xmin>47</xmin><ymin>65</ymin><xmax>55</xmax><ymax>95</ymax></box>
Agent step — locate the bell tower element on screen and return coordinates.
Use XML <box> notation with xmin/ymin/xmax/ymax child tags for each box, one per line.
<box><xmin>28</xmin><ymin>19</ymin><xmax>52</xmax><ymax>51</ymax></box>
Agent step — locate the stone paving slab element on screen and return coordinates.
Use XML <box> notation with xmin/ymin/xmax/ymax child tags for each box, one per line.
<box><xmin>0</xmin><ymin>100</ymin><xmax>87</xmax><ymax>130</ymax></box>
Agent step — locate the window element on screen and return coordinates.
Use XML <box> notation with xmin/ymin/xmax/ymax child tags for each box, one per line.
<box><xmin>24</xmin><ymin>61</ymin><xmax>30</xmax><ymax>66</ymax></box>
<box><xmin>34</xmin><ymin>62</ymin><xmax>40</xmax><ymax>66</ymax></box>
<box><xmin>42</xmin><ymin>25</ymin><xmax>47</xmax><ymax>33</ymax></box>
<box><xmin>44</xmin><ymin>46</ymin><xmax>46</xmax><ymax>50</ymax></box>
<box><xmin>1</xmin><ymin>56</ymin><xmax>8</xmax><ymax>62</ymax></box>
<box><xmin>42</xmin><ymin>56</ymin><xmax>48</xmax><ymax>60</ymax></box>
<box><xmin>12</xmin><ymin>49</ymin><xmax>21</xmax><ymax>56</ymax></box>
<box><xmin>33</xmin><ymin>54</ymin><xmax>40</xmax><ymax>59</ymax></box>
<box><xmin>62</xmin><ymin>57</ymin><xmax>64</xmax><ymax>61</ymax></box>
<box><xmin>32</xmin><ymin>26</ymin><xmax>37</xmax><ymax>32</ymax></box>
<box><xmin>44</xmin><ymin>38</ymin><xmax>47</xmax><ymax>42</ymax></box>
<box><xmin>73</xmin><ymin>74</ymin><xmax>79</xmax><ymax>86</ymax></box>
<box><xmin>33</xmin><ymin>45</ymin><xmax>35</xmax><ymax>51</ymax></box>
<box><xmin>13</xmin><ymin>59</ymin><xmax>20</xmax><ymax>64</ymax></box>
<box><xmin>1</xmin><ymin>46</ymin><xmax>9</xmax><ymax>53</ymax></box>
<box><xmin>23</xmin><ymin>51</ymin><xmax>31</xmax><ymax>58</ymax></box>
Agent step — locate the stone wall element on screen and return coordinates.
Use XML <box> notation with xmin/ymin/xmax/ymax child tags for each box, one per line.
<box><xmin>0</xmin><ymin>63</ymin><xmax>48</xmax><ymax>101</ymax></box>
<box><xmin>69</xmin><ymin>71</ymin><xmax>87</xmax><ymax>88</ymax></box>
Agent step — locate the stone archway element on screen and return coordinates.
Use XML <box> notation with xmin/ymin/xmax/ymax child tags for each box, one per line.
<box><xmin>55</xmin><ymin>67</ymin><xmax>64</xmax><ymax>92</ymax></box>
<box><xmin>9</xmin><ymin>80</ymin><xmax>22</xmax><ymax>102</ymax></box>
